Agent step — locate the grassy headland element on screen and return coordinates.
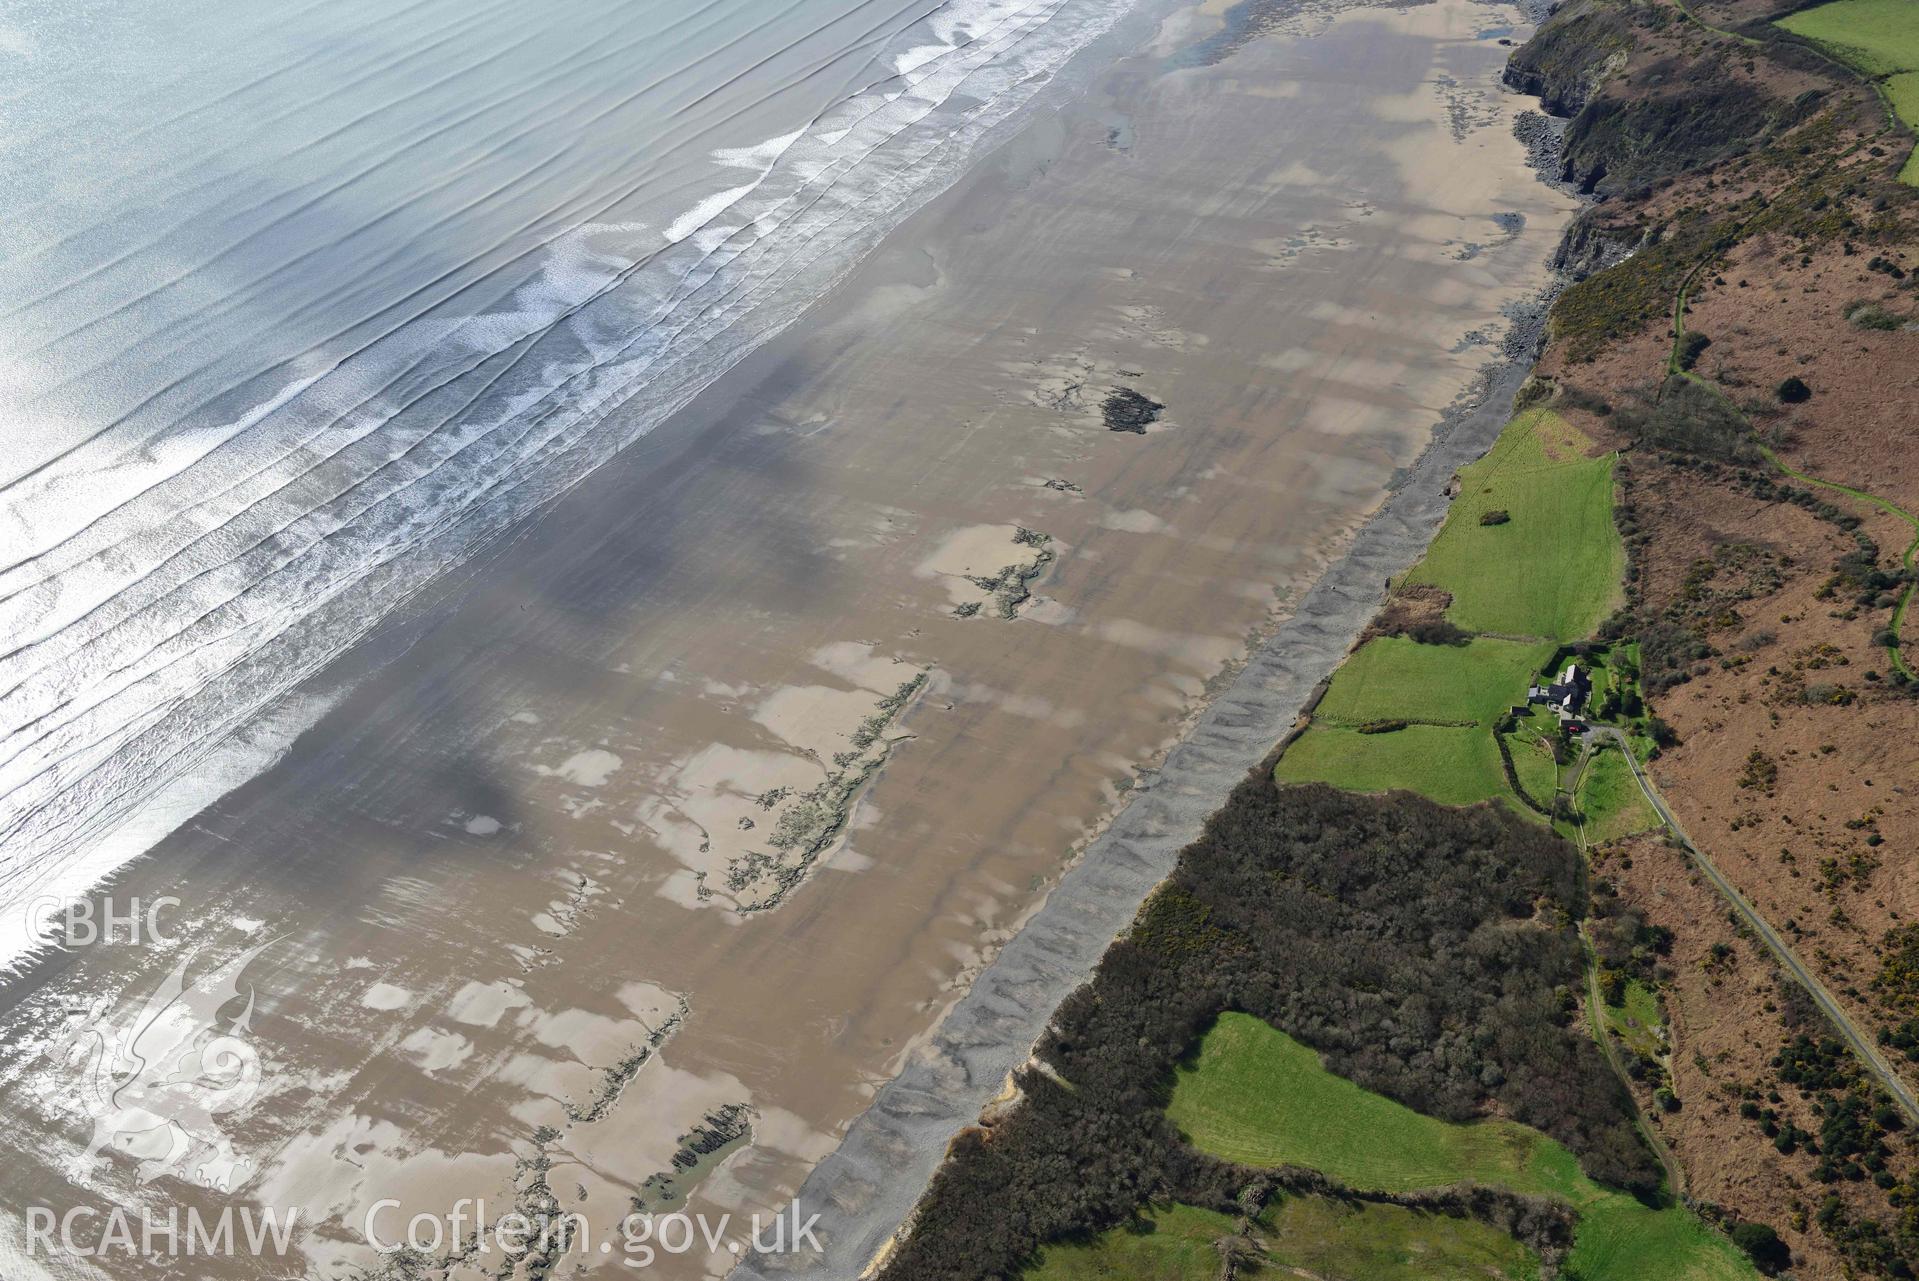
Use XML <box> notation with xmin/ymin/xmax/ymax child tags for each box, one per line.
<box><xmin>1403</xmin><ymin>407</ymin><xmax>1624</xmax><ymax>641</ymax></box>
<box><xmin>1779</xmin><ymin>0</ymin><xmax>1919</xmax><ymax>182</ymax></box>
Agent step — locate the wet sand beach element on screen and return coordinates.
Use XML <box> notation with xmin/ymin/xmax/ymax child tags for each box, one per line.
<box><xmin>0</xmin><ymin>0</ymin><xmax>1573</xmax><ymax>1277</ymax></box>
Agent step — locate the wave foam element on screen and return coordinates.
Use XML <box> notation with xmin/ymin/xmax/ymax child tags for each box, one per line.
<box><xmin>0</xmin><ymin>0</ymin><xmax>1137</xmax><ymax>927</ymax></box>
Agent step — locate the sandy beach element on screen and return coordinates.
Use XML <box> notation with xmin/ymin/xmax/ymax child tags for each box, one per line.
<box><xmin>0</xmin><ymin>0</ymin><xmax>1573</xmax><ymax>1276</ymax></box>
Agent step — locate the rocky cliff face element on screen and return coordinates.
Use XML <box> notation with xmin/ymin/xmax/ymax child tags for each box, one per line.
<box><xmin>1503</xmin><ymin>0</ymin><xmax>1635</xmax><ymax>117</ymax></box>
<box><xmin>1552</xmin><ymin>210</ymin><xmax>1643</xmax><ymax>282</ymax></box>
<box><xmin>1508</xmin><ymin>0</ymin><xmax>1822</xmax><ymax>195</ymax></box>
<box><xmin>1561</xmin><ymin>77</ymin><xmax>1821</xmax><ymax>193</ymax></box>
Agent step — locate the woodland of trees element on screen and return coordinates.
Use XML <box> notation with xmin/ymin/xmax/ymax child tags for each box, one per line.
<box><xmin>879</xmin><ymin>779</ymin><xmax>1656</xmax><ymax>1280</ymax></box>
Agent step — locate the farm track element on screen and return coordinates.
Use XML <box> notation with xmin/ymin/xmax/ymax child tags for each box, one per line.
<box><xmin>1659</xmin><ymin>1</ymin><xmax>1916</xmax><ymax>677</ymax></box>
<box><xmin>1593</xmin><ymin>726</ymin><xmax>1919</xmax><ymax>1124</ymax></box>
<box><xmin>1579</xmin><ymin>922</ymin><xmax>1689</xmax><ymax>1201</ymax></box>
<box><xmin>1600</xmin><ymin>0</ymin><xmax>1919</xmax><ymax>1152</ymax></box>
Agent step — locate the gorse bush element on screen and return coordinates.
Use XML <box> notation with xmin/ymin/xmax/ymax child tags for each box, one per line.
<box><xmin>1614</xmin><ymin>378</ymin><xmax>1761</xmax><ymax>463</ymax></box>
<box><xmin>1678</xmin><ymin>330</ymin><xmax>1713</xmax><ymax>370</ymax></box>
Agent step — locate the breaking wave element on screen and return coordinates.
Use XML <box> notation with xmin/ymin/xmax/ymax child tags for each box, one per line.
<box><xmin>0</xmin><ymin>0</ymin><xmax>1135</xmax><ymax>961</ymax></box>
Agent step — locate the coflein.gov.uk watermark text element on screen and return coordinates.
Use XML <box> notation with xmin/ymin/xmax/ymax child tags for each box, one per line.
<box><xmin>26</xmin><ymin>1202</ymin><xmax>823</xmax><ymax>1268</ymax></box>
<box><xmin>366</xmin><ymin>1200</ymin><xmax>823</xmax><ymax>1267</ymax></box>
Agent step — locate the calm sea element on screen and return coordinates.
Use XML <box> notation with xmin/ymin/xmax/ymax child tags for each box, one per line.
<box><xmin>0</xmin><ymin>0</ymin><xmax>1133</xmax><ymax>959</ymax></box>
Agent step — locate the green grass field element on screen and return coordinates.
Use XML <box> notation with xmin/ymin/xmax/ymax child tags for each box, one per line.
<box><xmin>1282</xmin><ymin>632</ymin><xmax>1556</xmax><ymax>810</ymax></box>
<box><xmin>1576</xmin><ymin>745</ymin><xmax>1661</xmax><ymax>845</ymax></box>
<box><xmin>1276</xmin><ymin>724</ymin><xmax>1511</xmax><ymax>808</ymax></box>
<box><xmin>1894</xmin><ymin>70</ymin><xmax>1919</xmax><ymax>121</ymax></box>
<box><xmin>1166</xmin><ymin>1014</ymin><xmax>1757</xmax><ymax>1281</ymax></box>
<box><xmin>1780</xmin><ymin>0</ymin><xmax>1919</xmax><ymax>76</ymax></box>
<box><xmin>1024</xmin><ymin>1197</ymin><xmax>1541</xmax><ymax>1281</ymax></box>
<box><xmin>1025</xmin><ymin>1203</ymin><xmax>1236</xmax><ymax>1280</ymax></box>
<box><xmin>1505</xmin><ymin>708</ymin><xmax>1563</xmax><ymax>808</ymax></box>
<box><xmin>1894</xmin><ymin>73</ymin><xmax>1919</xmax><ymax>179</ymax></box>
<box><xmin>1314</xmin><ymin>635</ymin><xmax>1555</xmax><ymax>727</ymax></box>
<box><xmin>1779</xmin><ymin>0</ymin><xmax>1919</xmax><ymax>182</ymax></box>
<box><xmin>1260</xmin><ymin>1196</ymin><xmax>1540</xmax><ymax>1281</ymax></box>
<box><xmin>1403</xmin><ymin>409</ymin><xmax>1624</xmax><ymax>640</ymax></box>
<box><xmin>1605</xmin><ymin>979</ymin><xmax>1666</xmax><ymax>1061</ymax></box>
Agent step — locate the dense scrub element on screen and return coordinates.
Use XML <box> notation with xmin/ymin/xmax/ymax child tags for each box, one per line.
<box><xmin>1753</xmin><ymin>978</ymin><xmax>1915</xmax><ymax>1275</ymax></box>
<box><xmin>879</xmin><ymin>781</ymin><xmax>1656</xmax><ymax>1281</ymax></box>
<box><xmin>1563</xmin><ymin>78</ymin><xmax>1819</xmax><ymax>194</ymax></box>
<box><xmin>1614</xmin><ymin>378</ymin><xmax>1764</xmax><ymax>465</ymax></box>
<box><xmin>1606</xmin><ymin>451</ymin><xmax>1910</xmax><ymax>699</ymax></box>
<box><xmin>1552</xmin><ymin>214</ymin><xmax>1733</xmax><ymax>361</ymax></box>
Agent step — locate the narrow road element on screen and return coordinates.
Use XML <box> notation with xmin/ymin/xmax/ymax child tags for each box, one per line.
<box><xmin>1592</xmin><ymin>727</ymin><xmax>1919</xmax><ymax>1123</ymax></box>
<box><xmin>1565</xmin><ymin>740</ymin><xmax>1686</xmax><ymax>1198</ymax></box>
<box><xmin>1579</xmin><ymin>924</ymin><xmax>1687</xmax><ymax>1200</ymax></box>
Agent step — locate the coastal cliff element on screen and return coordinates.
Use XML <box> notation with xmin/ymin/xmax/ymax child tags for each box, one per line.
<box><xmin>1509</xmin><ymin>0</ymin><xmax>1824</xmax><ymax>193</ymax></box>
